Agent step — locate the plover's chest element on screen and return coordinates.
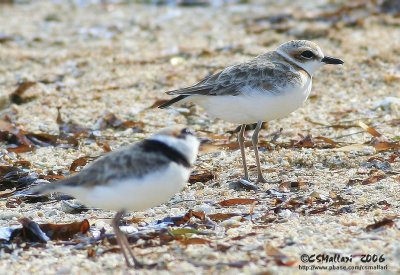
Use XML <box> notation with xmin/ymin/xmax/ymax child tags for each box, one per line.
<box><xmin>193</xmin><ymin>74</ymin><xmax>312</xmax><ymax>124</ymax></box>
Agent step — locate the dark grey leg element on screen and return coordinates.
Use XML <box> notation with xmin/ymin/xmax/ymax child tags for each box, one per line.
<box><xmin>252</xmin><ymin>121</ymin><xmax>267</xmax><ymax>183</ymax></box>
<box><xmin>238</xmin><ymin>124</ymin><xmax>249</xmax><ymax>181</ymax></box>
<box><xmin>112</xmin><ymin>211</ymin><xmax>143</xmax><ymax>268</ymax></box>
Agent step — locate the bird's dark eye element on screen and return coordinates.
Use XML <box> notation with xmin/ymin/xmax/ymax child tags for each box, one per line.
<box><xmin>179</xmin><ymin>128</ymin><xmax>193</xmax><ymax>138</ymax></box>
<box><xmin>301</xmin><ymin>50</ymin><xmax>314</xmax><ymax>59</ymax></box>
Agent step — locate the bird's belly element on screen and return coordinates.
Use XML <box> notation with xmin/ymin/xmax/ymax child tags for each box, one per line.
<box><xmin>192</xmin><ymin>83</ymin><xmax>312</xmax><ymax>124</ymax></box>
<box><xmin>69</xmin><ymin>164</ymin><xmax>190</xmax><ymax>211</ymax></box>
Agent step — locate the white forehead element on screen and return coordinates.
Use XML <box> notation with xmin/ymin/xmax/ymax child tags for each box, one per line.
<box><xmin>277</xmin><ymin>40</ymin><xmax>324</xmax><ymax>57</ymax></box>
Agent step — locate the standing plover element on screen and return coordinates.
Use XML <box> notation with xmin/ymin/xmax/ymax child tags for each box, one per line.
<box><xmin>159</xmin><ymin>40</ymin><xmax>343</xmax><ymax>184</ymax></box>
<box><xmin>32</xmin><ymin>126</ymin><xmax>200</xmax><ymax>268</ymax></box>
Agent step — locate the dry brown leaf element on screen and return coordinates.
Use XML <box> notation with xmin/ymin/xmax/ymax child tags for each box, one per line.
<box><xmin>70</xmin><ymin>156</ymin><xmax>97</xmax><ymax>172</ymax></box>
<box><xmin>28</xmin><ymin>133</ymin><xmax>58</xmax><ymax>146</ymax></box>
<box><xmin>96</xmin><ymin>141</ymin><xmax>112</xmax><ymax>152</ymax></box>
<box><xmin>40</xmin><ymin>174</ymin><xmax>65</xmax><ymax>180</ymax></box>
<box><xmin>189</xmin><ymin>170</ymin><xmax>214</xmax><ymax>183</ymax></box>
<box><xmin>293</xmin><ymin>134</ymin><xmax>315</xmax><ymax>148</ymax></box>
<box><xmin>219</xmin><ymin>198</ymin><xmax>258</xmax><ymax>207</ymax></box>
<box><xmin>6</xmin><ymin>197</ymin><xmax>22</xmax><ymax>208</ymax></box>
<box><xmin>290</xmin><ymin>134</ymin><xmax>339</xmax><ymax>148</ymax></box>
<box><xmin>388</xmin><ymin>153</ymin><xmax>399</xmax><ymax>163</ymax></box>
<box><xmin>87</xmin><ymin>248</ymin><xmax>97</xmax><ymax>258</ymax></box>
<box><xmin>126</xmin><ymin>217</ymin><xmax>145</xmax><ymax>224</ymax></box>
<box><xmin>0</xmin><ymin>188</ymin><xmax>16</xmax><ymax>198</ymax></box>
<box><xmin>179</xmin><ymin>237</ymin><xmax>210</xmax><ymax>245</ymax></box>
<box><xmin>358</xmin><ymin>121</ymin><xmax>382</xmax><ymax>138</ymax></box>
<box><xmin>39</xmin><ymin>219</ymin><xmax>90</xmax><ymax>240</ymax></box>
<box><xmin>102</xmin><ymin>142</ymin><xmax>112</xmax><ymax>152</ymax></box>
<box><xmin>314</xmin><ymin>136</ymin><xmax>338</xmax><ymax>147</ymax></box>
<box><xmin>265</xmin><ymin>244</ymin><xmax>297</xmax><ymax>266</ymax></box>
<box><xmin>284</xmin><ymin>198</ymin><xmax>304</xmax><ymax>209</ymax></box>
<box><xmin>10</xmin><ymin>81</ymin><xmax>37</xmax><ymax>104</ymax></box>
<box><xmin>14</xmin><ymin>160</ymin><xmax>32</xmax><ymax>167</ymax></box>
<box><xmin>166</xmin><ymin>210</ymin><xmax>206</xmax><ymax>226</ymax></box>
<box><xmin>6</xmin><ymin>144</ymin><xmax>34</xmax><ymax>153</ymax></box>
<box><xmin>365</xmin><ymin>217</ymin><xmax>395</xmax><ymax>231</ymax></box>
<box><xmin>190</xmin><ymin>211</ymin><xmax>206</xmax><ymax>220</ymax></box>
<box><xmin>96</xmin><ymin>112</ymin><xmax>144</xmax><ymax>130</ymax></box>
<box><xmin>367</xmin><ymin>156</ymin><xmax>385</xmax><ymax>162</ymax></box>
<box><xmin>231</xmin><ymin>232</ymin><xmax>257</xmax><ymax>241</ymax></box>
<box><xmin>0</xmin><ymin>120</ymin><xmax>70</xmax><ymax>152</ymax></box>
<box><xmin>384</xmin><ymin>74</ymin><xmax>400</xmax><ymax>83</ymax></box>
<box><xmin>120</xmin><ymin>120</ymin><xmax>145</xmax><ymax>129</ymax></box>
<box><xmin>208</xmin><ymin>213</ymin><xmax>242</xmax><ymax>222</ymax></box>
<box><xmin>372</xmin><ymin>141</ymin><xmax>400</xmax><ymax>152</ymax></box>
<box><xmin>308</xmin><ymin>206</ymin><xmax>328</xmax><ymax>214</ymax></box>
<box><xmin>362</xmin><ymin>174</ymin><xmax>386</xmax><ymax>185</ymax></box>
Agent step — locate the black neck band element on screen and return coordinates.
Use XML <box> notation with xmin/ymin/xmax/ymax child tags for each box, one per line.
<box><xmin>142</xmin><ymin>140</ymin><xmax>191</xmax><ymax>168</ymax></box>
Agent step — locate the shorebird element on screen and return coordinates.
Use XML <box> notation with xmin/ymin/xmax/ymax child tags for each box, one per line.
<box><xmin>32</xmin><ymin>126</ymin><xmax>200</xmax><ymax>267</ymax></box>
<box><xmin>159</xmin><ymin>40</ymin><xmax>343</xmax><ymax>184</ymax></box>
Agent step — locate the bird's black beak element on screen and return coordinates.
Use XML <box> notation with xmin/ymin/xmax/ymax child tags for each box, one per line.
<box><xmin>322</xmin><ymin>56</ymin><xmax>344</xmax><ymax>65</ymax></box>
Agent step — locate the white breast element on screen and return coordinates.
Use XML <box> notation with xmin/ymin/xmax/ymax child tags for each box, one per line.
<box><xmin>190</xmin><ymin>76</ymin><xmax>312</xmax><ymax>124</ymax></box>
<box><xmin>58</xmin><ymin>163</ymin><xmax>191</xmax><ymax>211</ymax></box>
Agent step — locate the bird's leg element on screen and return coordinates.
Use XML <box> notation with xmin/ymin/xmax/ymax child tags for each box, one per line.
<box><xmin>252</xmin><ymin>121</ymin><xmax>267</xmax><ymax>183</ymax></box>
<box><xmin>112</xmin><ymin>211</ymin><xmax>131</xmax><ymax>266</ymax></box>
<box><xmin>112</xmin><ymin>211</ymin><xmax>143</xmax><ymax>268</ymax></box>
<box><xmin>238</xmin><ymin>124</ymin><xmax>250</xmax><ymax>181</ymax></box>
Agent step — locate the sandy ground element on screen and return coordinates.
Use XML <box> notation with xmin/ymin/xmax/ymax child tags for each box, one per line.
<box><xmin>0</xmin><ymin>0</ymin><xmax>400</xmax><ymax>274</ymax></box>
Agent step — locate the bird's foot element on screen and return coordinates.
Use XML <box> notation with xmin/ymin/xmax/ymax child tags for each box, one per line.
<box><xmin>256</xmin><ymin>175</ymin><xmax>268</xmax><ymax>183</ymax></box>
<box><xmin>127</xmin><ymin>259</ymin><xmax>158</xmax><ymax>269</ymax></box>
<box><xmin>132</xmin><ymin>259</ymin><xmax>145</xmax><ymax>269</ymax></box>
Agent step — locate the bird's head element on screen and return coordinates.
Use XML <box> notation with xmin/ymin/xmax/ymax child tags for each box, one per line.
<box><xmin>150</xmin><ymin>126</ymin><xmax>200</xmax><ymax>165</ymax></box>
<box><xmin>276</xmin><ymin>40</ymin><xmax>344</xmax><ymax>76</ymax></box>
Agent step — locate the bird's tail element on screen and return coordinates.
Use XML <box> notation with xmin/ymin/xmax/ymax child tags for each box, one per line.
<box><xmin>158</xmin><ymin>95</ymin><xmax>189</xmax><ymax>109</ymax></box>
<box><xmin>11</xmin><ymin>182</ymin><xmax>60</xmax><ymax>198</ymax></box>
<box><xmin>29</xmin><ymin>183</ymin><xmax>60</xmax><ymax>195</ymax></box>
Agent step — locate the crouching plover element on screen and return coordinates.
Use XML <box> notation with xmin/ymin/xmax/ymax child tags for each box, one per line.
<box><xmin>159</xmin><ymin>40</ymin><xmax>343</xmax><ymax>184</ymax></box>
<box><xmin>32</xmin><ymin>127</ymin><xmax>200</xmax><ymax>268</ymax></box>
